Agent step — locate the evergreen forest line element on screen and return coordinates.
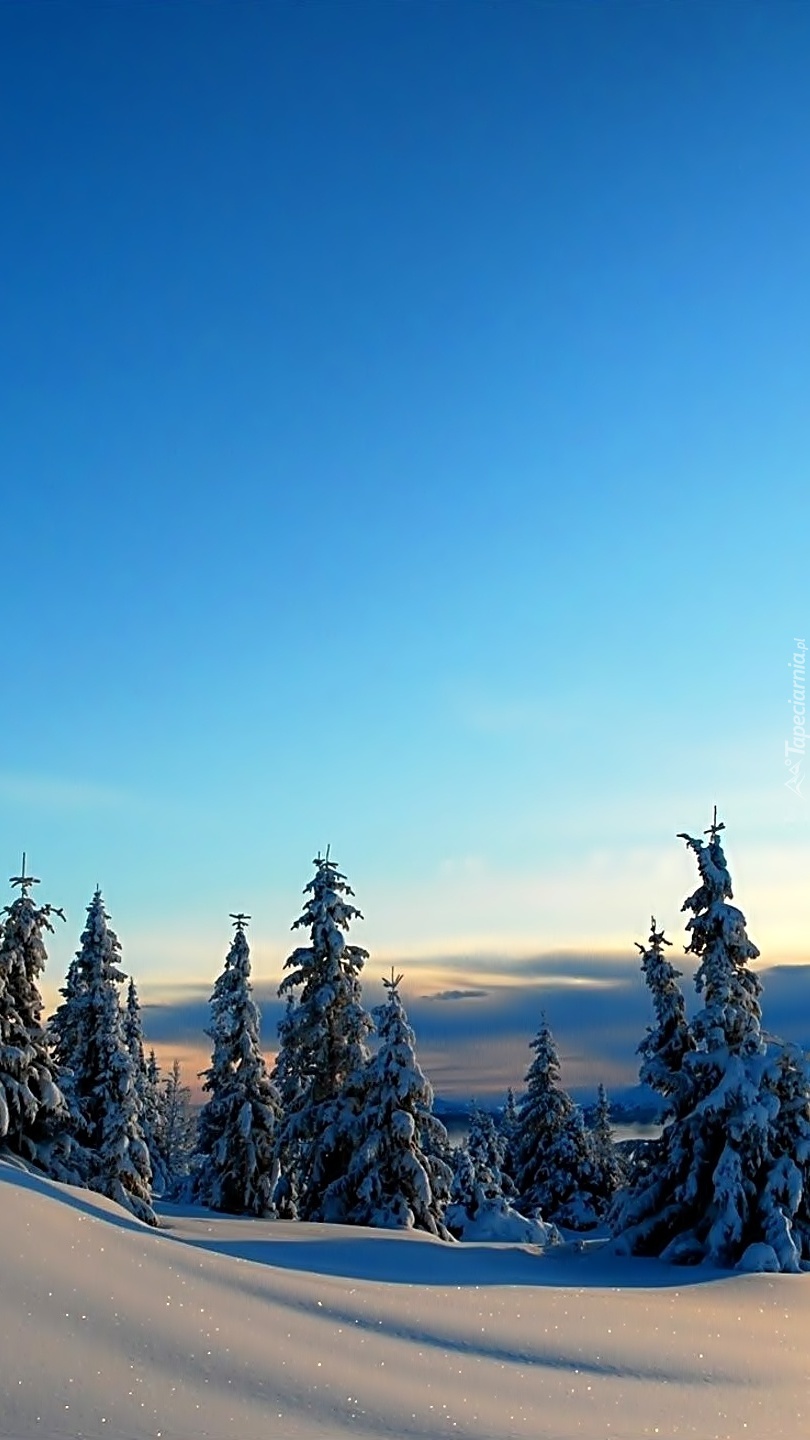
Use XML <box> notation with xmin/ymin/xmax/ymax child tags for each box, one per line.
<box><xmin>1</xmin><ymin>816</ymin><xmax>809</xmax><ymax>1273</ymax></box>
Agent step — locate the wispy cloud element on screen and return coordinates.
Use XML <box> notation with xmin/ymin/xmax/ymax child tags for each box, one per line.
<box><xmin>427</xmin><ymin>988</ymin><xmax>489</xmax><ymax>1002</ymax></box>
<box><xmin>361</xmin><ymin>839</ymin><xmax>810</xmax><ymax>962</ymax></box>
<box><xmin>46</xmin><ymin>951</ymin><xmax>810</xmax><ymax>1106</ymax></box>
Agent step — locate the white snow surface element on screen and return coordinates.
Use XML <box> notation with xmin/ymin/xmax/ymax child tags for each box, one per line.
<box><xmin>1</xmin><ymin>1158</ymin><xmax>808</xmax><ymax>1440</ymax></box>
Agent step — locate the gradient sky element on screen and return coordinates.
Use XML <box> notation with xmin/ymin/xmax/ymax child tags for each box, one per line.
<box><xmin>2</xmin><ymin>1</ymin><xmax>809</xmax><ymax>1092</ymax></box>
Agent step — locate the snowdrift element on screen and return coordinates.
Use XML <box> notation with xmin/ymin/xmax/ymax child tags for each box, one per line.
<box><xmin>1</xmin><ymin>1158</ymin><xmax>808</xmax><ymax>1439</ymax></box>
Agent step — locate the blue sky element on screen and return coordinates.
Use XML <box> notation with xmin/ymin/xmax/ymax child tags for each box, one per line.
<box><xmin>2</xmin><ymin>1</ymin><xmax>809</xmax><ymax>1090</ymax></box>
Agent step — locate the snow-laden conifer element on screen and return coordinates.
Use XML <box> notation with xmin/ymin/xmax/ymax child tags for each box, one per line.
<box><xmin>49</xmin><ymin>944</ymin><xmax>84</xmax><ymax>1132</ymax></box>
<box><xmin>195</xmin><ymin>914</ymin><xmax>280</xmax><ymax>1216</ymax></box>
<box><xmin>511</xmin><ymin>1014</ymin><xmax>600</xmax><ymax>1229</ymax></box>
<box><xmin>589</xmin><ymin>1082</ymin><xmax>623</xmax><ymax>1204</ymax></box>
<box><xmin>635</xmin><ymin>918</ymin><xmax>695</xmax><ymax>1111</ymax></box>
<box><xmin>609</xmin><ymin>919</ymin><xmax>693</xmax><ymax>1243</ymax></box>
<box><xmin>123</xmin><ymin>977</ymin><xmax>146</xmax><ymax>1080</ymax></box>
<box><xmin>613</xmin><ymin>813</ymin><xmax>806</xmax><ymax>1270</ymax></box>
<box><xmin>762</xmin><ymin>1043</ymin><xmax>810</xmax><ymax>1266</ymax></box>
<box><xmin>123</xmin><ymin>979</ymin><xmax>168</xmax><ymax>1196</ymax></box>
<box><xmin>324</xmin><ymin>971</ymin><xmax>452</xmax><ymax>1234</ymax></box>
<box><xmin>141</xmin><ymin>1050</ymin><xmax>195</xmax><ymax>1199</ymax></box>
<box><xmin>447</xmin><ymin>1120</ymin><xmax>559</xmax><ymax>1245</ymax></box>
<box><xmin>156</xmin><ymin>1057</ymin><xmax>197</xmax><ymax>1196</ymax></box>
<box><xmin>273</xmin><ymin>851</ymin><xmax>373</xmax><ymax>1220</ymax></box>
<box><xmin>0</xmin><ymin>857</ymin><xmax>71</xmax><ymax>1177</ymax></box>
<box><xmin>446</xmin><ymin>1144</ymin><xmax>481</xmax><ymax>1236</ymax></box>
<box><xmin>58</xmin><ymin>890</ymin><xmax>156</xmax><ymax>1224</ymax></box>
<box><xmin>467</xmin><ymin>1104</ymin><xmax>514</xmax><ymax>1199</ymax></box>
<box><xmin>445</xmin><ymin>1106</ymin><xmax>509</xmax><ymax>1237</ymax></box>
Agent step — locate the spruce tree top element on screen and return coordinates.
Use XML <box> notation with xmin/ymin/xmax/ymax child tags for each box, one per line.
<box><xmin>636</xmin><ymin>916</ymin><xmax>694</xmax><ymax>1100</ymax></box>
<box><xmin>0</xmin><ymin>855</ymin><xmax>68</xmax><ymax>1168</ymax></box>
<box><xmin>124</xmin><ymin>978</ymin><xmax>146</xmax><ymax>1067</ymax></box>
<box><xmin>281</xmin><ymin>849</ymin><xmax>369</xmax><ymax>994</ymax></box>
<box><xmin>513</xmin><ymin>1012</ymin><xmax>578</xmax><ymax>1152</ymax></box>
<box><xmin>369</xmin><ymin>969</ymin><xmax>436</xmax><ymax>1114</ymax></box>
<box><xmin>2</xmin><ymin>855</ymin><xmax>65</xmax><ymax>1021</ymax></box>
<box><xmin>8</xmin><ymin>853</ymin><xmax>48</xmax><ymax>906</ymax></box>
<box><xmin>678</xmin><ymin>811</ymin><xmax>762</xmax><ymax>1053</ymax></box>
<box><xmin>78</xmin><ymin>889</ymin><xmax>127</xmax><ymax>986</ymax></box>
<box><xmin>204</xmin><ymin>913</ymin><xmax>262</xmax><ymax>1062</ymax></box>
<box><xmin>524</xmin><ymin>1014</ymin><xmax>563</xmax><ymax>1095</ymax></box>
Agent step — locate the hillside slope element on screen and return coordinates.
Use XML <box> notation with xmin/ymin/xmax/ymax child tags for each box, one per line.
<box><xmin>0</xmin><ymin>1159</ymin><xmax>807</xmax><ymax>1439</ymax></box>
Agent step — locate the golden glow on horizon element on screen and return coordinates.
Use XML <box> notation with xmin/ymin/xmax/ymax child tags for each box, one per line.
<box><xmin>35</xmin><ymin>833</ymin><xmax>810</xmax><ymax>998</ymax></box>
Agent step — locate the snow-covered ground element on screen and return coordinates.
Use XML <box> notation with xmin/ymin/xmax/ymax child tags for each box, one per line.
<box><xmin>2</xmin><ymin>1159</ymin><xmax>808</xmax><ymax>1440</ymax></box>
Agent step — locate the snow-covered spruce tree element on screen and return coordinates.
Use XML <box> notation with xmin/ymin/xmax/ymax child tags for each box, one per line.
<box><xmin>0</xmin><ymin>857</ymin><xmax>72</xmax><ymax>1177</ymax></box>
<box><xmin>445</xmin><ymin>1108</ymin><xmax>504</xmax><ymax>1234</ymax></box>
<box><xmin>447</xmin><ymin>1117</ymin><xmax>559</xmax><ymax>1245</ymax></box>
<box><xmin>636</xmin><ymin>918</ymin><xmax>695</xmax><ymax>1112</ymax></box>
<box><xmin>446</xmin><ymin>1143</ymin><xmax>478</xmax><ymax>1232</ymax></box>
<box><xmin>49</xmin><ymin>941</ymin><xmax>85</xmax><ymax>1134</ymax></box>
<box><xmin>764</xmin><ymin>1042</ymin><xmax>810</xmax><ymax>1265</ymax></box>
<box><xmin>194</xmin><ymin>914</ymin><xmax>280</xmax><ymax>1216</ymax></box>
<box><xmin>322</xmin><ymin>971</ymin><xmax>452</xmax><ymax>1235</ymax></box>
<box><xmin>272</xmin><ymin>851</ymin><xmax>373</xmax><ymax>1221</ymax></box>
<box><xmin>613</xmin><ymin>813</ymin><xmax>803</xmax><ymax>1270</ymax></box>
<box><xmin>123</xmin><ymin>977</ymin><xmax>146</xmax><ymax>1077</ymax></box>
<box><xmin>57</xmin><ymin>889</ymin><xmax>156</xmax><ymax>1224</ymax></box>
<box><xmin>589</xmin><ymin>1082</ymin><xmax>623</xmax><ymax>1205</ymax></box>
<box><xmin>467</xmin><ymin>1103</ymin><xmax>514</xmax><ymax>1199</ymax></box>
<box><xmin>511</xmin><ymin>1014</ymin><xmax>601</xmax><ymax>1230</ymax></box>
<box><xmin>157</xmin><ymin>1057</ymin><xmax>197</xmax><ymax>1197</ymax></box>
<box><xmin>123</xmin><ymin>979</ymin><xmax>168</xmax><ymax>1196</ymax></box>
<box><xmin>609</xmin><ymin>918</ymin><xmax>694</xmax><ymax>1241</ymax></box>
<box><xmin>123</xmin><ymin>977</ymin><xmax>149</xmax><ymax>1115</ymax></box>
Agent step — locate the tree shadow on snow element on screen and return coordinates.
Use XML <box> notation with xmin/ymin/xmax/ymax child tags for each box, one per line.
<box><xmin>167</xmin><ymin>1218</ymin><xmax>739</xmax><ymax>1290</ymax></box>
